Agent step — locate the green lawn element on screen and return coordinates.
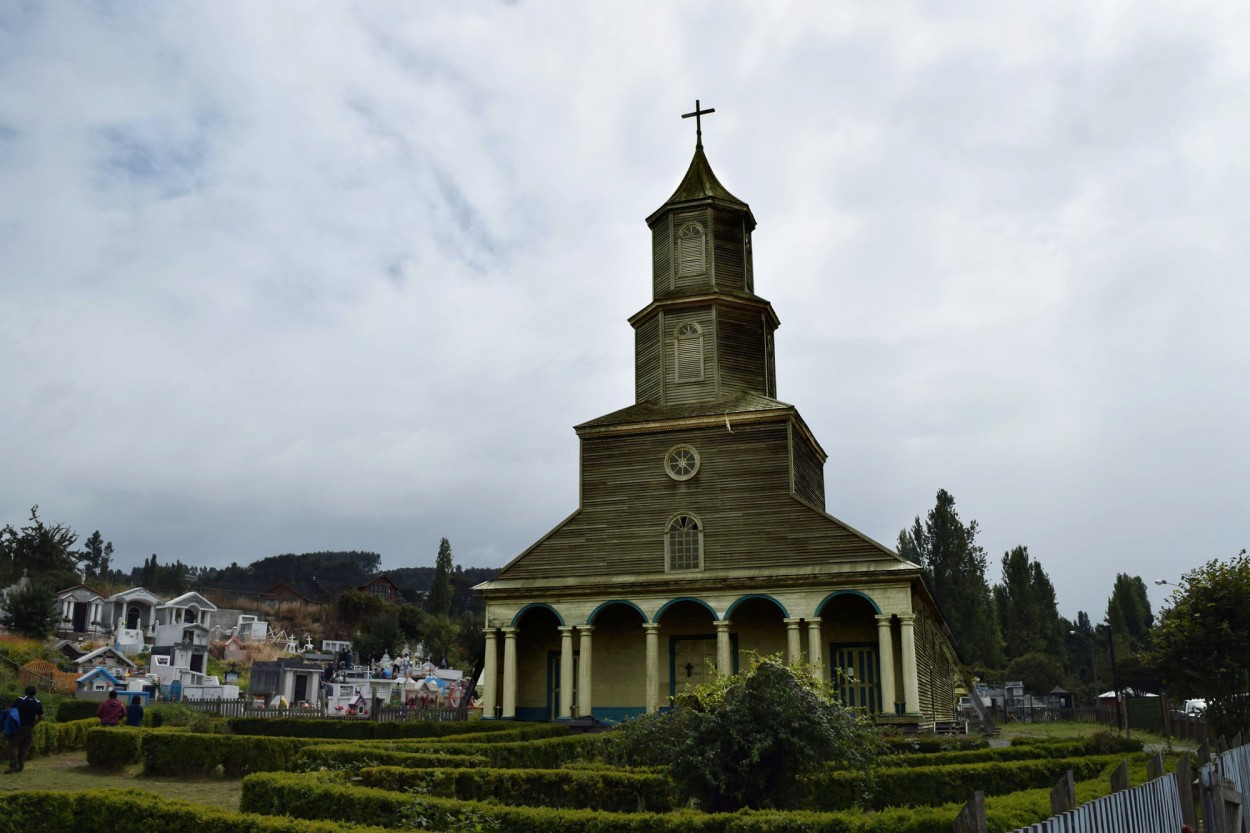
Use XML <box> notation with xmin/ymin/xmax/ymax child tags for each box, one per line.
<box><xmin>996</xmin><ymin>719</ymin><xmax>1197</xmax><ymax>752</ymax></box>
<box><xmin>0</xmin><ymin>750</ymin><xmax>242</xmax><ymax>810</ymax></box>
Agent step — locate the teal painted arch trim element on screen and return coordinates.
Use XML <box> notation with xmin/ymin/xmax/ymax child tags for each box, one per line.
<box><xmin>585</xmin><ymin>600</ymin><xmax>647</xmax><ymax>625</ymax></box>
<box><xmin>511</xmin><ymin>603</ymin><xmax>565</xmax><ymax>627</ymax></box>
<box><xmin>724</xmin><ymin>594</ymin><xmax>789</xmax><ymax>619</ymax></box>
<box><xmin>814</xmin><ymin>589</ymin><xmax>881</xmax><ymax>617</ymax></box>
<box><xmin>653</xmin><ymin>596</ymin><xmax>719</xmax><ymax>623</ymax></box>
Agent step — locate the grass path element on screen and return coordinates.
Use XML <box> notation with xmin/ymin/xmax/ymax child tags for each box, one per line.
<box><xmin>0</xmin><ymin>750</ymin><xmax>242</xmax><ymax>810</ymax></box>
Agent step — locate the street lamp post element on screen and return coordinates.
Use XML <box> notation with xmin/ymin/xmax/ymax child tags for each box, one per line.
<box><xmin>1106</xmin><ymin>624</ymin><xmax>1128</xmax><ymax>739</ymax></box>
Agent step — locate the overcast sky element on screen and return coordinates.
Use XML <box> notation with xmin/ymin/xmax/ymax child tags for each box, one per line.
<box><xmin>2</xmin><ymin>2</ymin><xmax>1247</xmax><ymax>621</ymax></box>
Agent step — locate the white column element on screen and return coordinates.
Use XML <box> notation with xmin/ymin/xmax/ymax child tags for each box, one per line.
<box><xmin>784</xmin><ymin>618</ymin><xmax>803</xmax><ymax>664</ymax></box>
<box><xmin>558</xmin><ymin>626</ymin><xmax>575</xmax><ymax>719</ymax></box>
<box><xmin>806</xmin><ymin>618</ymin><xmax>824</xmax><ymax>679</ymax></box>
<box><xmin>876</xmin><ymin>614</ymin><xmax>897</xmax><ymax>716</ymax></box>
<box><xmin>480</xmin><ymin>628</ymin><xmax>498</xmax><ymax>719</ymax></box>
<box><xmin>715</xmin><ymin>620</ymin><xmax>733</xmax><ymax>676</ymax></box>
<box><xmin>577</xmin><ymin>626</ymin><xmax>593</xmax><ymax>719</ymax></box>
<box><xmin>899</xmin><ymin>614</ymin><xmax>920</xmax><ymax>714</ymax></box>
<box><xmin>644</xmin><ymin>623</ymin><xmax>660</xmax><ymax>713</ymax></box>
<box><xmin>501</xmin><ymin>627</ymin><xmax>518</xmax><ymax>719</ymax></box>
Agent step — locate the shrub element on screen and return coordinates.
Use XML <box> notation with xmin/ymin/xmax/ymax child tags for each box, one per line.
<box><xmin>610</xmin><ymin>658</ymin><xmax>885</xmax><ymax>811</ymax></box>
<box><xmin>30</xmin><ymin>717</ymin><xmax>95</xmax><ymax>757</ymax></box>
<box><xmin>880</xmin><ymin>735</ymin><xmax>987</xmax><ymax>755</ymax></box>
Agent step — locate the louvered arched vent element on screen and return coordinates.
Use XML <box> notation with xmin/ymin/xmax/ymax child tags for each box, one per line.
<box><xmin>677</xmin><ymin>222</ymin><xmax>705</xmax><ymax>276</ymax></box>
<box><xmin>673</xmin><ymin>322</ymin><xmax>704</xmax><ymax>382</ymax></box>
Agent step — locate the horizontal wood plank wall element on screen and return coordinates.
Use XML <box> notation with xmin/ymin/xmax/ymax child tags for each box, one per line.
<box><xmin>712</xmin><ymin>207</ymin><xmax>745</xmax><ymax>292</ymax></box>
<box><xmin>915</xmin><ymin>604</ymin><xmax>957</xmax><ymax>721</ymax></box>
<box><xmin>664</xmin><ymin>306</ymin><xmax>716</xmax><ymax>405</ymax></box>
<box><xmin>500</xmin><ymin>421</ymin><xmax>895</xmax><ymax>581</ymax></box>
<box><xmin>634</xmin><ymin>317</ymin><xmax>661</xmax><ymax>403</ymax></box>
<box><xmin>743</xmin><ymin>218</ymin><xmax>753</xmax><ymax>294</ymax></box>
<box><xmin>716</xmin><ymin>305</ymin><xmax>768</xmax><ymax>398</ymax></box>
<box><xmin>790</xmin><ymin>426</ymin><xmax>826</xmax><ymax>510</ymax></box>
<box><xmin>651</xmin><ymin>218</ymin><xmax>672</xmax><ymax>298</ymax></box>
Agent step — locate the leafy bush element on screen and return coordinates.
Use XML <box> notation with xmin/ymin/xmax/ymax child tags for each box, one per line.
<box><xmin>880</xmin><ymin>734</ymin><xmax>987</xmax><ymax>754</ymax></box>
<box><xmin>30</xmin><ymin>717</ymin><xmax>95</xmax><ymax>757</ymax></box>
<box><xmin>610</xmin><ymin>658</ymin><xmax>885</xmax><ymax>811</ymax></box>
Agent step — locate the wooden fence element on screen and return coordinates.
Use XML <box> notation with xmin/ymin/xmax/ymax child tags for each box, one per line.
<box><xmin>956</xmin><ymin>755</ymin><xmax>1190</xmax><ymax>833</ymax></box>
<box><xmin>1200</xmin><ymin>736</ymin><xmax>1250</xmax><ymax>833</ymax></box>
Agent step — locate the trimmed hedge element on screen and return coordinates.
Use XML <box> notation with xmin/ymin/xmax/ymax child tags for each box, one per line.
<box><xmin>298</xmin><ymin>744</ymin><xmax>490</xmax><ymax>771</ymax></box>
<box><xmin>55</xmin><ymin>699</ymin><xmax>100</xmax><ymax>723</ymax></box>
<box><xmin>358</xmin><ymin>764</ymin><xmax>677</xmax><ymax>812</ymax></box>
<box><xmin>807</xmin><ymin>754</ymin><xmax>1123</xmax><ymax>811</ymax></box>
<box><xmin>0</xmin><ymin>787</ymin><xmax>394</xmax><ymax>833</ymax></box>
<box><xmin>885</xmin><ymin>737</ymin><xmax>1134</xmax><ymax>768</ymax></box>
<box><xmin>85</xmin><ymin>726</ymin><xmax>145</xmax><ymax>769</ymax></box>
<box><xmin>26</xmin><ymin>718</ymin><xmax>95</xmax><ymax>759</ymax></box>
<box><xmin>402</xmin><ymin>733</ymin><xmax>613</xmax><ymax>768</ymax></box>
<box><xmin>880</xmin><ymin>735</ymin><xmax>987</xmax><ymax>755</ymax></box>
<box><xmin>239</xmin><ymin>771</ymin><xmax>981</xmax><ymax>833</ymax></box>
<box><xmin>227</xmin><ymin>716</ymin><xmax>565</xmax><ymax>741</ymax></box>
<box><xmin>141</xmin><ymin>732</ymin><xmax>319</xmax><ymax>778</ymax></box>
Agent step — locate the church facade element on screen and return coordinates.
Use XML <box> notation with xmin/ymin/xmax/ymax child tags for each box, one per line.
<box><xmin>477</xmin><ymin>119</ymin><xmax>959</xmax><ymax>727</ymax></box>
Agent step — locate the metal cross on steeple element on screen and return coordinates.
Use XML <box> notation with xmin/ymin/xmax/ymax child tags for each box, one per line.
<box><xmin>682</xmin><ymin>99</ymin><xmax>716</xmax><ymax>149</ymax></box>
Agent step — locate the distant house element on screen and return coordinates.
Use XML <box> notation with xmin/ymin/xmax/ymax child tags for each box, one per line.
<box><xmin>56</xmin><ymin>585</ymin><xmax>108</xmax><ymax>636</ymax></box>
<box><xmin>259</xmin><ymin>581</ymin><xmax>313</xmax><ymax>610</ymax></box>
<box><xmin>71</xmin><ymin>645</ymin><xmax>137</xmax><ymax>675</ymax></box>
<box><xmin>154</xmin><ymin>592</ymin><xmax>216</xmax><ymax>648</ymax></box>
<box><xmin>358</xmin><ymin>574</ymin><xmax>404</xmax><ymax>604</ymax></box>
<box><xmin>105</xmin><ymin>587</ymin><xmax>163</xmax><ymax>652</ymax></box>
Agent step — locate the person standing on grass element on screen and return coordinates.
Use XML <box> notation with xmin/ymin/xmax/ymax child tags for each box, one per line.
<box><xmin>6</xmin><ymin>686</ymin><xmax>43</xmax><ymax>773</ymax></box>
<box><xmin>126</xmin><ymin>695</ymin><xmax>144</xmax><ymax>727</ymax></box>
<box><xmin>97</xmin><ymin>689</ymin><xmax>126</xmax><ymax>726</ymax></box>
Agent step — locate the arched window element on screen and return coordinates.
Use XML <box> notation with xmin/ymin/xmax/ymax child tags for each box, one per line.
<box><xmin>673</xmin><ymin>322</ymin><xmax>703</xmax><ymax>382</ymax></box>
<box><xmin>677</xmin><ymin>222</ymin><xmax>706</xmax><ymax>276</ymax></box>
<box><xmin>667</xmin><ymin>514</ymin><xmax>702</xmax><ymax>572</ymax></box>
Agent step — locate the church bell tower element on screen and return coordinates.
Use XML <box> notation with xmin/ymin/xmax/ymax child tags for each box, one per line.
<box><xmin>630</xmin><ymin>101</ymin><xmax>780</xmax><ymax>407</ymax></box>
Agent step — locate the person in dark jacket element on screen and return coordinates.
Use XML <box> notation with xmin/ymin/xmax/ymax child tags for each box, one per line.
<box><xmin>126</xmin><ymin>695</ymin><xmax>144</xmax><ymax>727</ymax></box>
<box><xmin>6</xmin><ymin>686</ymin><xmax>43</xmax><ymax>773</ymax></box>
<box><xmin>97</xmin><ymin>690</ymin><xmax>126</xmax><ymax>726</ymax></box>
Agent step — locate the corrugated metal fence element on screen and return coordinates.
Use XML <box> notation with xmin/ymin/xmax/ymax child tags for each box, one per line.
<box><xmin>1007</xmin><ymin>773</ymin><xmax>1183</xmax><ymax>833</ymax></box>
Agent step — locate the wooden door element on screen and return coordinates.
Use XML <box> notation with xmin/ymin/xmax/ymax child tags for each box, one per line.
<box><xmin>832</xmin><ymin>644</ymin><xmax>880</xmax><ymax>713</ymax></box>
<box><xmin>671</xmin><ymin>638</ymin><xmax>717</xmax><ymax>697</ymax></box>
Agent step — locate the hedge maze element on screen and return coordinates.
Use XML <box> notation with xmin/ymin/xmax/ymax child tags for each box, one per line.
<box><xmin>4</xmin><ymin>717</ymin><xmax>1164</xmax><ymax>833</ymax></box>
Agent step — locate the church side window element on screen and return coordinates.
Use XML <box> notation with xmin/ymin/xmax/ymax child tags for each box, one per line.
<box><xmin>673</xmin><ymin>322</ymin><xmax>704</xmax><ymax>383</ymax></box>
<box><xmin>666</xmin><ymin>514</ymin><xmax>702</xmax><ymax>572</ymax></box>
<box><xmin>677</xmin><ymin>222</ymin><xmax>706</xmax><ymax>276</ymax></box>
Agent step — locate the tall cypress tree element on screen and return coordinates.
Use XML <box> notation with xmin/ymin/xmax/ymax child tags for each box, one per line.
<box><xmin>898</xmin><ymin>490</ymin><xmax>1003</xmax><ymax>667</ymax></box>
<box><xmin>426</xmin><ymin>537</ymin><xmax>454</xmax><ymax>617</ymax></box>
<box><xmin>993</xmin><ymin>545</ymin><xmax>1064</xmax><ymax>662</ymax></box>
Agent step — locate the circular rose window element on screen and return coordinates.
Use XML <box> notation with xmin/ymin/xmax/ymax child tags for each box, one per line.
<box><xmin>665</xmin><ymin>445</ymin><xmax>700</xmax><ymax>481</ymax></box>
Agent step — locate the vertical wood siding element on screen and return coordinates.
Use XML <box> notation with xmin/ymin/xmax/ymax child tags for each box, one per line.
<box><xmin>915</xmin><ymin>603</ymin><xmax>956</xmax><ymax>721</ymax></box>
<box><xmin>743</xmin><ymin>220</ymin><xmax>754</xmax><ymax>294</ymax></box>
<box><xmin>634</xmin><ymin>317</ymin><xmax>661</xmax><ymax>403</ymax></box>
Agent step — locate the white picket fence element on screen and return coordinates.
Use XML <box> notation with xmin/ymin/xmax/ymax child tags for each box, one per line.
<box><xmin>1009</xmin><ymin>773</ymin><xmax>1183</xmax><ymax>833</ymax></box>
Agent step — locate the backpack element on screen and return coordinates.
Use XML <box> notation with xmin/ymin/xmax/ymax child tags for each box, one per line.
<box><xmin>1</xmin><ymin>706</ymin><xmax>19</xmax><ymax>739</ymax></box>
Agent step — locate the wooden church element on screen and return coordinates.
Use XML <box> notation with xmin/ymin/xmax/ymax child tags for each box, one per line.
<box><xmin>477</xmin><ymin>106</ymin><xmax>960</xmax><ymax>727</ymax></box>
